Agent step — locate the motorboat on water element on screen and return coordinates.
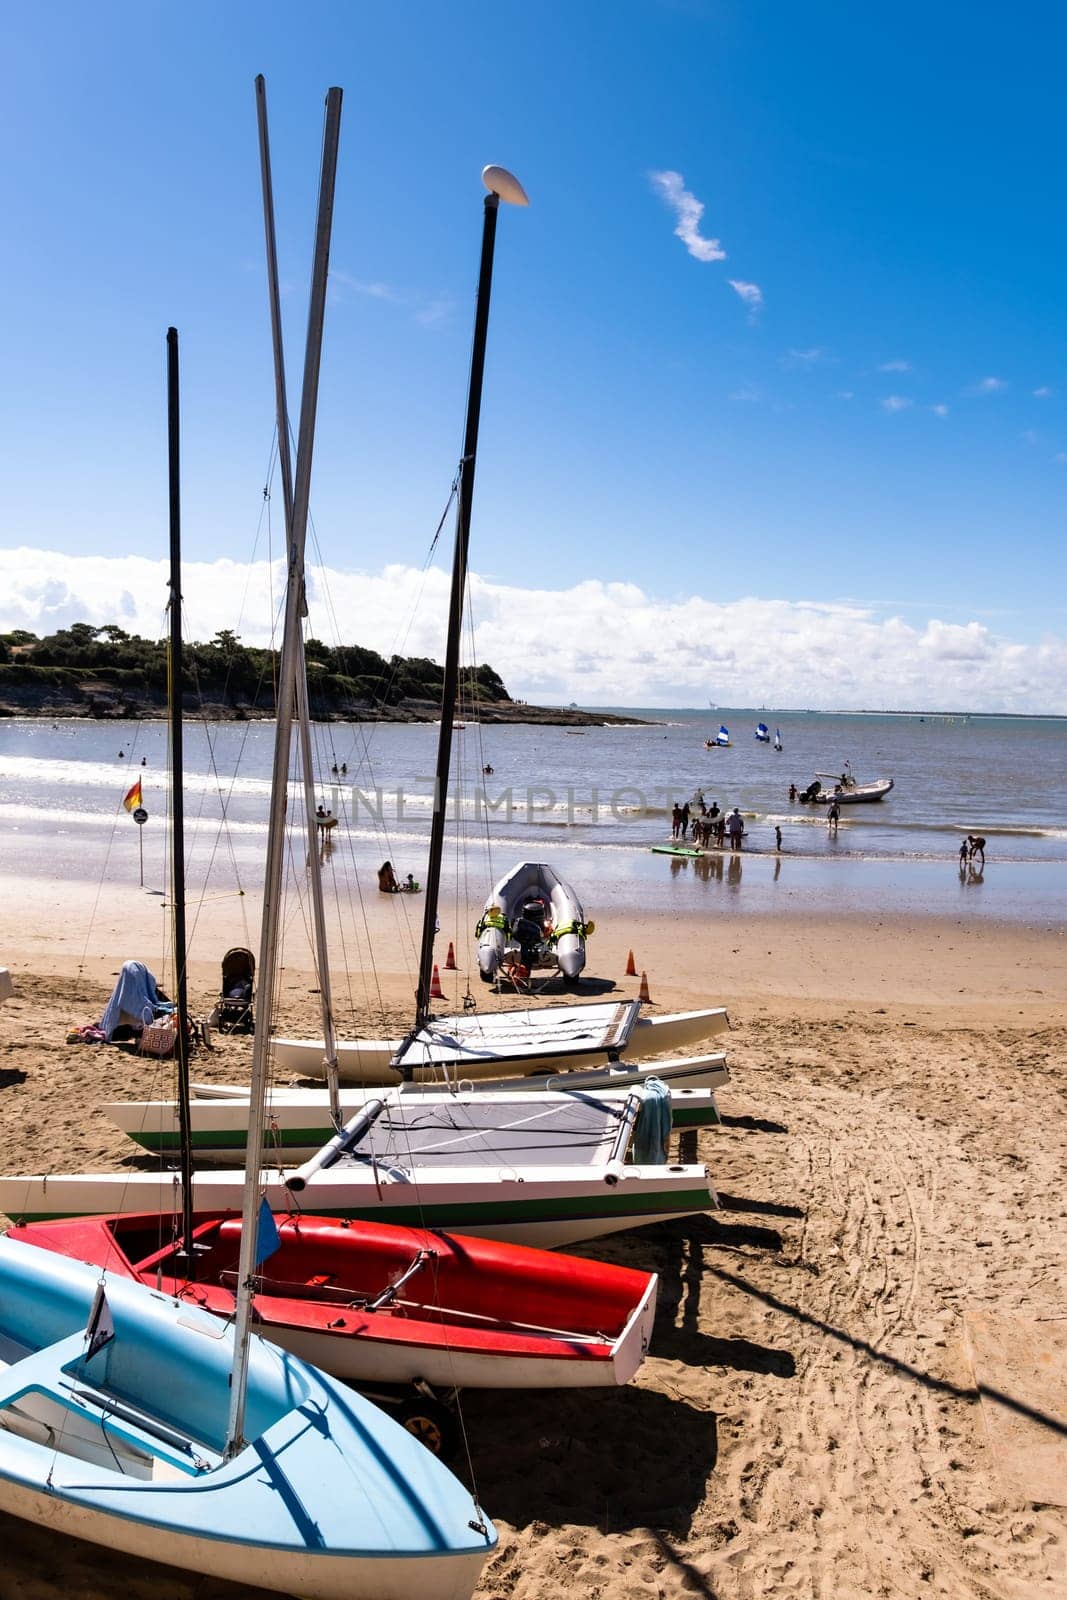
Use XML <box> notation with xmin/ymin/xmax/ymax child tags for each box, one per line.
<box><xmin>797</xmin><ymin>762</ymin><xmax>894</xmax><ymax>805</ymax></box>
<box><xmin>475</xmin><ymin>861</ymin><xmax>591</xmax><ymax>986</ymax></box>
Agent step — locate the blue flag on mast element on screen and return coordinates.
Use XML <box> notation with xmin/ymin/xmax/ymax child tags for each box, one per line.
<box><xmin>254</xmin><ymin>1197</ymin><xmax>281</xmax><ymax>1267</ymax></box>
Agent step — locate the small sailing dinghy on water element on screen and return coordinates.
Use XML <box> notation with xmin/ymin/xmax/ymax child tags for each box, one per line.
<box><xmin>476</xmin><ymin>861</ymin><xmax>591</xmax><ymax>986</ymax></box>
<box><xmin>9</xmin><ymin>1214</ymin><xmax>658</xmax><ymax>1392</ymax></box>
<box><xmin>798</xmin><ymin>761</ymin><xmax>894</xmax><ymax>804</ymax></box>
<box><xmin>0</xmin><ymin>1234</ymin><xmax>495</xmax><ymax>1599</ymax></box>
<box><xmin>754</xmin><ymin>722</ymin><xmax>771</xmax><ymax>743</ymax></box>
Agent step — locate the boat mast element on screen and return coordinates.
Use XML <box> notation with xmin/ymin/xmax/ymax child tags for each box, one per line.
<box><xmin>255</xmin><ymin>73</ymin><xmax>341</xmax><ymax>1126</ymax></box>
<box><xmin>413</xmin><ymin>168</ymin><xmax>528</xmax><ymax>1035</ymax></box>
<box><xmin>225</xmin><ymin>82</ymin><xmax>342</xmax><ymax>1459</ymax></box>
<box><xmin>165</xmin><ymin>326</ymin><xmax>195</xmax><ymax>1264</ymax></box>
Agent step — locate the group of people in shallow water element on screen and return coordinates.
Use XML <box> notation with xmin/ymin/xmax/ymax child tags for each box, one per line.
<box><xmin>672</xmin><ymin>794</ymin><xmax>747</xmax><ymax>849</ymax></box>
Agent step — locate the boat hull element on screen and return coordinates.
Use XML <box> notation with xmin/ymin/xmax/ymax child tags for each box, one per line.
<box><xmin>103</xmin><ymin>1057</ymin><xmax>729</xmax><ymax>1161</ymax></box>
<box><xmin>0</xmin><ymin>1165</ymin><xmax>716</xmax><ymax>1249</ymax></box>
<box><xmin>11</xmin><ymin>1215</ymin><xmax>658</xmax><ymax>1392</ymax></box>
<box><xmin>272</xmin><ymin>1006</ymin><xmax>729</xmax><ymax>1084</ymax></box>
<box><xmin>0</xmin><ymin>1237</ymin><xmax>495</xmax><ymax>1600</ymax></box>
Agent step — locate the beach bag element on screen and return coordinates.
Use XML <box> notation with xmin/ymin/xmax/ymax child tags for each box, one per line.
<box><xmin>139</xmin><ymin>1006</ymin><xmax>177</xmax><ymax>1058</ymax></box>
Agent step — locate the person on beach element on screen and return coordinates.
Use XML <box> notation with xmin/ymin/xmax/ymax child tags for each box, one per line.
<box><xmin>828</xmin><ymin>800</ymin><xmax>840</xmax><ymax>833</ymax></box>
<box><xmin>715</xmin><ymin>815</ymin><xmax>726</xmax><ymax>848</ymax></box>
<box><xmin>709</xmin><ymin>801</ymin><xmax>720</xmax><ymax>821</ymax></box>
<box><xmin>680</xmin><ymin>801</ymin><xmax>691</xmax><ymax>839</ymax></box>
<box><xmin>969</xmin><ymin>835</ymin><xmax>986</xmax><ymax>867</ymax></box>
<box><xmin>726</xmin><ymin>808</ymin><xmax>745</xmax><ymax>850</ymax></box>
<box><xmin>670</xmin><ymin>803</ymin><xmax>681</xmax><ymax>839</ymax></box>
<box><xmin>789</xmin><ymin>784</ymin><xmax>797</xmax><ymax>802</ymax></box>
<box><xmin>959</xmin><ymin>839</ymin><xmax>970</xmax><ymax>870</ymax></box>
<box><xmin>775</xmin><ymin>825</ymin><xmax>782</xmax><ymax>852</ymax></box>
<box><xmin>377</xmin><ymin>860</ymin><xmax>400</xmax><ymax>893</ymax></box>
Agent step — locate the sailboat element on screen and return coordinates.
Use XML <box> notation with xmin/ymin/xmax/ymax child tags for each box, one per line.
<box><xmin>754</xmin><ymin>722</ymin><xmax>770</xmax><ymax>743</ymax></box>
<box><xmin>265</xmin><ymin>168</ymin><xmax>727</xmax><ymax>1087</ymax></box>
<box><xmin>773</xmin><ymin>727</ymin><xmax>783</xmax><ymax>751</ymax></box>
<box><xmin>715</xmin><ymin>724</ymin><xmax>732</xmax><ymax>747</ymax></box>
<box><xmin>102</xmin><ymin>1051</ymin><xmax>729</xmax><ymax>1162</ymax></box>
<box><xmin>0</xmin><ymin>316</ymin><xmax>495</xmax><ymax>1595</ymax></box>
<box><xmin>0</xmin><ymin>149</ymin><xmax>714</xmax><ymax>1298</ymax></box>
<box><xmin>9</xmin><ymin>1213</ymin><xmax>659</xmax><ymax>1394</ymax></box>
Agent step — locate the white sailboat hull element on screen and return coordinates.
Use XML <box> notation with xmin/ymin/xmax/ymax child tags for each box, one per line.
<box><xmin>272</xmin><ymin>1006</ymin><xmax>728</xmax><ymax>1084</ymax></box>
<box><xmin>0</xmin><ymin>1164</ymin><xmax>716</xmax><ymax>1250</ymax></box>
<box><xmin>263</xmin><ymin>1274</ymin><xmax>658</xmax><ymax>1391</ymax></box>
<box><xmin>103</xmin><ymin>1054</ymin><xmax>729</xmax><ymax>1162</ymax></box>
<box><xmin>0</xmin><ymin>1480</ymin><xmax>487</xmax><ymax>1600</ymax></box>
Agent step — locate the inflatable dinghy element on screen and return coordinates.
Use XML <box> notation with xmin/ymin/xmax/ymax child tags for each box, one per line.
<box><xmin>476</xmin><ymin>862</ymin><xmax>592</xmax><ymax>986</ymax></box>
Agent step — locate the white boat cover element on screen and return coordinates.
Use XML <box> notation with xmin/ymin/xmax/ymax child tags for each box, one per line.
<box><xmin>392</xmin><ymin>999</ymin><xmax>639</xmax><ymax>1072</ymax></box>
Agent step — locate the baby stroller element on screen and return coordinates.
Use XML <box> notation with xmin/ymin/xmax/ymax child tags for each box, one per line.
<box><xmin>215</xmin><ymin>947</ymin><xmax>255</xmax><ymax>1035</ymax></box>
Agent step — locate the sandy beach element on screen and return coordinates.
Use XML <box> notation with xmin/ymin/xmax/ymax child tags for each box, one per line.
<box><xmin>0</xmin><ymin>892</ymin><xmax>1064</xmax><ymax>1599</ymax></box>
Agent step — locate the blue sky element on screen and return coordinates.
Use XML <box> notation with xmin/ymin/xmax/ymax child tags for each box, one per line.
<box><xmin>0</xmin><ymin>1</ymin><xmax>1064</xmax><ymax>708</ymax></box>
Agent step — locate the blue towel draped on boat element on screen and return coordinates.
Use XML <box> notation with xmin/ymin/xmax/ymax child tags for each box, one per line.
<box><xmin>632</xmin><ymin>1077</ymin><xmax>672</xmax><ymax>1164</ymax></box>
<box><xmin>98</xmin><ymin>961</ymin><xmax>174</xmax><ymax>1041</ymax></box>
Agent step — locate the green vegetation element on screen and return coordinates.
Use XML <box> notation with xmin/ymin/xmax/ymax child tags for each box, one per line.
<box><xmin>0</xmin><ymin>624</ymin><xmax>510</xmax><ymax>718</ymax></box>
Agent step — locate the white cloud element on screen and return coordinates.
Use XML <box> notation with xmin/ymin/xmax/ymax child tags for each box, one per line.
<box><xmin>729</xmin><ymin>385</ymin><xmax>760</xmax><ymax>402</ymax></box>
<box><xmin>1033</xmin><ymin>386</ymin><xmax>1053</xmax><ymax>398</ymax></box>
<box><xmin>785</xmin><ymin>348</ymin><xmax>825</xmax><ymax>366</ymax></box>
<box><xmin>1056</xmin><ymin>452</ymin><xmax>1067</xmax><ymax>464</ymax></box>
<box><xmin>837</xmin><ymin>390</ymin><xmax>855</xmax><ymax>400</ymax></box>
<box><xmin>728</xmin><ymin>279</ymin><xmax>763</xmax><ymax>313</ymax></box>
<box><xmin>930</xmin><ymin>403</ymin><xmax>949</xmax><ymax>417</ymax></box>
<box><xmin>648</xmin><ymin>171</ymin><xmax>726</xmax><ymax>262</ymax></box>
<box><xmin>332</xmin><ymin>274</ymin><xmax>401</xmax><ymax>302</ymax></box>
<box><xmin>967</xmin><ymin>376</ymin><xmax>1006</xmax><ymax>395</ymax></box>
<box><xmin>878</xmin><ymin>359</ymin><xmax>911</xmax><ymax>372</ymax></box>
<box><xmin>881</xmin><ymin>395</ymin><xmax>913</xmax><ymax>412</ymax></box>
<box><xmin>1</xmin><ymin>547</ymin><xmax>1063</xmax><ymax>713</ymax></box>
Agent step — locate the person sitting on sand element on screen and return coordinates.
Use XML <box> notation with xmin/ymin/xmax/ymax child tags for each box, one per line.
<box><xmin>726</xmin><ymin>807</ymin><xmax>745</xmax><ymax>850</ymax></box>
<box><xmin>377</xmin><ymin>860</ymin><xmax>400</xmax><ymax>893</ymax></box>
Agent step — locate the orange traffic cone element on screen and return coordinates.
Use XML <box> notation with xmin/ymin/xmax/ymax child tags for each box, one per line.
<box><xmin>429</xmin><ymin>963</ymin><xmax>445</xmax><ymax>1000</ymax></box>
<box><xmin>444</xmin><ymin>941</ymin><xmax>457</xmax><ymax>971</ymax></box>
<box><xmin>638</xmin><ymin>970</ymin><xmax>652</xmax><ymax>1004</ymax></box>
<box><xmin>625</xmin><ymin>948</ymin><xmax>637</xmax><ymax>977</ymax></box>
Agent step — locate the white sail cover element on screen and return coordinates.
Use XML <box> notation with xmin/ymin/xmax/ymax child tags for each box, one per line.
<box><xmin>393</xmin><ymin>1000</ymin><xmax>639</xmax><ymax>1072</ymax></box>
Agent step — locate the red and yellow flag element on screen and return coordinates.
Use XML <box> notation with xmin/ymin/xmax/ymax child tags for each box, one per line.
<box><xmin>122</xmin><ymin>779</ymin><xmax>142</xmax><ymax>813</ymax></box>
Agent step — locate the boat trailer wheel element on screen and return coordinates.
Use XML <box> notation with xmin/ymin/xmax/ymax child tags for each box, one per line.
<box><xmin>395</xmin><ymin>1393</ymin><xmax>459</xmax><ymax>1460</ymax></box>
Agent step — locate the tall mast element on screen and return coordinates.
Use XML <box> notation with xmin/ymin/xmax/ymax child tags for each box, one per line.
<box><xmin>413</xmin><ymin>167</ymin><xmax>528</xmax><ymax>1033</ymax></box>
<box><xmin>225</xmin><ymin>83</ymin><xmax>342</xmax><ymax>1458</ymax></box>
<box><xmin>255</xmin><ymin>73</ymin><xmax>341</xmax><ymax>1124</ymax></box>
<box><xmin>165</xmin><ymin>326</ymin><xmax>195</xmax><ymax>1261</ymax></box>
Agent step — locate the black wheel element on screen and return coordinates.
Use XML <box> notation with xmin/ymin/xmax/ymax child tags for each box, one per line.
<box><xmin>395</xmin><ymin>1394</ymin><xmax>459</xmax><ymax>1459</ymax></box>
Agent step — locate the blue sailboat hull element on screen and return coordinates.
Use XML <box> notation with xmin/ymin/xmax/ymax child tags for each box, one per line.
<box><xmin>0</xmin><ymin>1236</ymin><xmax>495</xmax><ymax>1598</ymax></box>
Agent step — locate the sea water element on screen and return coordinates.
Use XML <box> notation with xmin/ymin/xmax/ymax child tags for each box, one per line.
<box><xmin>1</xmin><ymin>710</ymin><xmax>1064</xmax><ymax>925</ymax></box>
